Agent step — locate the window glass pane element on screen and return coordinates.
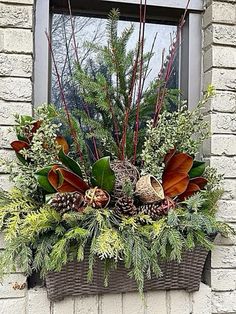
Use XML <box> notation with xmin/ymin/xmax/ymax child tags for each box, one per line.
<box><xmin>51</xmin><ymin>14</ymin><xmax>178</xmax><ymax>110</ymax></box>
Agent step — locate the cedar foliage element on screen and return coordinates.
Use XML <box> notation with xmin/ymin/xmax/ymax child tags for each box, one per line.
<box><xmin>0</xmin><ymin>188</ymin><xmax>233</xmax><ymax>292</ymax></box>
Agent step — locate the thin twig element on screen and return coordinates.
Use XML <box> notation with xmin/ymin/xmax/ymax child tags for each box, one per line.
<box><xmin>153</xmin><ymin>0</ymin><xmax>191</xmax><ymax>127</ymax></box>
<box><xmin>120</xmin><ymin>0</ymin><xmax>143</xmax><ymax>160</ymax></box>
<box><xmin>45</xmin><ymin>31</ymin><xmax>84</xmax><ymax>162</ymax></box>
<box><xmin>133</xmin><ymin>0</ymin><xmax>147</xmax><ymax>164</ymax></box>
<box><xmin>67</xmin><ymin>0</ymin><xmax>79</xmax><ymax>63</ymax></box>
<box><xmin>67</xmin><ymin>0</ymin><xmax>100</xmax><ymax>160</ymax></box>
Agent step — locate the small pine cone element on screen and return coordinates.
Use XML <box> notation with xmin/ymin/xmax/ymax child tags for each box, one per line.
<box><xmin>137</xmin><ymin>202</ymin><xmax>169</xmax><ymax>220</ymax></box>
<box><xmin>50</xmin><ymin>192</ymin><xmax>84</xmax><ymax>214</ymax></box>
<box><xmin>115</xmin><ymin>197</ymin><xmax>137</xmax><ymax>216</ymax></box>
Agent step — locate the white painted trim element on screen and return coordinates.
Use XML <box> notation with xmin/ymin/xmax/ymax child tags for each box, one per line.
<box><xmin>34</xmin><ymin>0</ymin><xmax>50</xmax><ymax>106</ymax></box>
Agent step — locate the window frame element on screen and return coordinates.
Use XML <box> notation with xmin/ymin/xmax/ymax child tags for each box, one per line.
<box><xmin>34</xmin><ymin>0</ymin><xmax>203</xmax><ymax>109</ymax></box>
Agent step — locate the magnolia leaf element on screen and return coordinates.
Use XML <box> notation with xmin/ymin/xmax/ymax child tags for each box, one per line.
<box><xmin>31</xmin><ymin>120</ymin><xmax>42</xmax><ymax>134</ymax></box>
<box><xmin>11</xmin><ymin>140</ymin><xmax>30</xmax><ymax>153</ymax></box>
<box><xmin>164</xmin><ymin>148</ymin><xmax>176</xmax><ymax>165</ymax></box>
<box><xmin>189</xmin><ymin>161</ymin><xmax>206</xmax><ymax>178</ymax></box>
<box><xmin>35</xmin><ymin>166</ymin><xmax>56</xmax><ymax>193</ymax></box>
<box><xmin>162</xmin><ymin>172</ymin><xmax>189</xmax><ymax>197</ymax></box>
<box><xmin>16</xmin><ymin>152</ymin><xmax>28</xmax><ymax>165</ymax></box>
<box><xmin>178</xmin><ymin>183</ymin><xmax>200</xmax><ymax>201</ymax></box>
<box><xmin>91</xmin><ymin>156</ymin><xmax>115</xmax><ymax>192</ymax></box>
<box><xmin>190</xmin><ymin>177</ymin><xmax>208</xmax><ymax>189</ymax></box>
<box><xmin>56</xmin><ymin>136</ymin><xmax>70</xmax><ymax>154</ymax></box>
<box><xmin>164</xmin><ymin>153</ymin><xmax>193</xmax><ymax>174</ymax></box>
<box><xmin>48</xmin><ymin>166</ymin><xmax>89</xmax><ymax>193</ymax></box>
<box><xmin>58</xmin><ymin>149</ymin><xmax>83</xmax><ymax>178</ymax></box>
<box><xmin>11</xmin><ymin>141</ymin><xmax>30</xmax><ymax>164</ymax></box>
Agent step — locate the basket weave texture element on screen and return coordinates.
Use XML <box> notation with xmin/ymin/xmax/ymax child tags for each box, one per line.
<box><xmin>46</xmin><ymin>246</ymin><xmax>209</xmax><ymax>301</ymax></box>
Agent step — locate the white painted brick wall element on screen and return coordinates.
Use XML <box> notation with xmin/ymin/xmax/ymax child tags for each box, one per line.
<box><xmin>204</xmin><ymin>0</ymin><xmax>236</xmax><ymax>313</ymax></box>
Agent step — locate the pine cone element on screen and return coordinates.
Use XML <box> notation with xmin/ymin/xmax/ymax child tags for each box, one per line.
<box><xmin>84</xmin><ymin>187</ymin><xmax>110</xmax><ymax>208</ymax></box>
<box><xmin>115</xmin><ymin>197</ymin><xmax>137</xmax><ymax>216</ymax></box>
<box><xmin>137</xmin><ymin>199</ymin><xmax>173</xmax><ymax>220</ymax></box>
<box><xmin>50</xmin><ymin>192</ymin><xmax>84</xmax><ymax>214</ymax></box>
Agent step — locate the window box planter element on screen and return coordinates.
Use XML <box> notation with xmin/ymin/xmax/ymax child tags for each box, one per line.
<box><xmin>46</xmin><ymin>246</ymin><xmax>209</xmax><ymax>301</ymax></box>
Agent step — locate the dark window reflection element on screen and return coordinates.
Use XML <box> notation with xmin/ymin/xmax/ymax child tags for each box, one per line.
<box><xmin>51</xmin><ymin>14</ymin><xmax>179</xmax><ymax>112</ymax></box>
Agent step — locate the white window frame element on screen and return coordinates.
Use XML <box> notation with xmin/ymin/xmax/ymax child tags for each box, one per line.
<box><xmin>34</xmin><ymin>0</ymin><xmax>203</xmax><ymax>109</ymax></box>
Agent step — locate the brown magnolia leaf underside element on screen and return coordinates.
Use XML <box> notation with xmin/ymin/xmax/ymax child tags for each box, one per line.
<box><xmin>48</xmin><ymin>165</ymin><xmax>89</xmax><ymax>193</ymax></box>
<box><xmin>11</xmin><ymin>140</ymin><xmax>30</xmax><ymax>153</ymax></box>
<box><xmin>178</xmin><ymin>182</ymin><xmax>200</xmax><ymax>201</ymax></box>
<box><xmin>162</xmin><ymin>172</ymin><xmax>189</xmax><ymax>197</ymax></box>
<box><xmin>164</xmin><ymin>153</ymin><xmax>193</xmax><ymax>174</ymax></box>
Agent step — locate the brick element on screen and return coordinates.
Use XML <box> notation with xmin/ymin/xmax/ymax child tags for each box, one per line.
<box><xmin>210</xmin><ymin>157</ymin><xmax>236</xmax><ymax>178</ymax></box>
<box><xmin>0</xmin><ymin>274</ymin><xmax>27</xmax><ymax>298</ymax></box>
<box><xmin>212</xmin><ymin>291</ymin><xmax>236</xmax><ymax>313</ymax></box>
<box><xmin>215</xmin><ymin>228</ymin><xmax>236</xmax><ymax>246</ymax></box>
<box><xmin>0</xmin><ymin>53</ymin><xmax>32</xmax><ymax>77</ymax></box>
<box><xmin>146</xmin><ymin>291</ymin><xmax>167</xmax><ymax>314</ymax></box>
<box><xmin>0</xmin><ymin>3</ymin><xmax>32</xmax><ymax>28</ymax></box>
<box><xmin>211</xmin><ymin>135</ymin><xmax>236</xmax><ymax>155</ymax></box>
<box><xmin>212</xmin><ymin>269</ymin><xmax>236</xmax><ymax>291</ymax></box>
<box><xmin>203</xmin><ymin>2</ymin><xmax>236</xmax><ymax>28</ymax></box>
<box><xmin>192</xmin><ymin>283</ymin><xmax>212</xmax><ymax>314</ymax></box>
<box><xmin>0</xmin><ymin>100</ymin><xmax>32</xmax><ymax>125</ymax></box>
<box><xmin>122</xmin><ymin>292</ymin><xmax>145</xmax><ymax>314</ymax></box>
<box><xmin>211</xmin><ymin>112</ymin><xmax>236</xmax><ymax>134</ymax></box>
<box><xmin>204</xmin><ymin>69</ymin><xmax>236</xmax><ymax>91</ymax></box>
<box><xmin>0</xmin><ymin>28</ymin><xmax>33</xmax><ymax>53</ymax></box>
<box><xmin>222</xmin><ymin>179</ymin><xmax>236</xmax><ymax>200</ymax></box>
<box><xmin>203</xmin><ymin>46</ymin><xmax>236</xmax><ymax>71</ymax></box>
<box><xmin>74</xmin><ymin>295</ymin><xmax>98</xmax><ymax>314</ymax></box>
<box><xmin>210</xmin><ymin>91</ymin><xmax>236</xmax><ymax>113</ymax></box>
<box><xmin>0</xmin><ymin>77</ymin><xmax>32</xmax><ymax>101</ymax></box>
<box><xmin>0</xmin><ymin>149</ymin><xmax>15</xmax><ymax>173</ymax></box>
<box><xmin>204</xmin><ymin>24</ymin><xmax>236</xmax><ymax>48</ymax></box>
<box><xmin>212</xmin><ymin>245</ymin><xmax>236</xmax><ymax>268</ymax></box>
<box><xmin>100</xmin><ymin>294</ymin><xmax>122</xmax><ymax>314</ymax></box>
<box><xmin>169</xmin><ymin>290</ymin><xmax>190</xmax><ymax>314</ymax></box>
<box><xmin>0</xmin><ymin>174</ymin><xmax>13</xmax><ymax>190</ymax></box>
<box><xmin>216</xmin><ymin>200</ymin><xmax>236</xmax><ymax>221</ymax></box>
<box><xmin>27</xmin><ymin>288</ymin><xmax>51</xmax><ymax>314</ymax></box>
<box><xmin>53</xmin><ymin>297</ymin><xmax>74</xmax><ymax>314</ymax></box>
<box><xmin>0</xmin><ymin>126</ymin><xmax>15</xmax><ymax>148</ymax></box>
<box><xmin>0</xmin><ymin>298</ymin><xmax>26</xmax><ymax>314</ymax></box>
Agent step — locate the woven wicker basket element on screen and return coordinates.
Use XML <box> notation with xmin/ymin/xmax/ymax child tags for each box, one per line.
<box><xmin>46</xmin><ymin>246</ymin><xmax>209</xmax><ymax>301</ymax></box>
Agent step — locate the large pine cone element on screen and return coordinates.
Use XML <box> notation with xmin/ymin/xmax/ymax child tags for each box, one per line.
<box><xmin>115</xmin><ymin>196</ymin><xmax>137</xmax><ymax>216</ymax></box>
<box><xmin>137</xmin><ymin>199</ymin><xmax>173</xmax><ymax>220</ymax></box>
<box><xmin>111</xmin><ymin>160</ymin><xmax>139</xmax><ymax>200</ymax></box>
<box><xmin>50</xmin><ymin>192</ymin><xmax>84</xmax><ymax>214</ymax></box>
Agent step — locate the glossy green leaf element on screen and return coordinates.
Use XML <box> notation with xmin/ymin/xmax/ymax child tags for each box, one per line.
<box><xmin>189</xmin><ymin>161</ymin><xmax>206</xmax><ymax>178</ymax></box>
<box><xmin>16</xmin><ymin>152</ymin><xmax>28</xmax><ymax>165</ymax></box>
<box><xmin>58</xmin><ymin>149</ymin><xmax>83</xmax><ymax>178</ymax></box>
<box><xmin>35</xmin><ymin>166</ymin><xmax>56</xmax><ymax>193</ymax></box>
<box><xmin>91</xmin><ymin>156</ymin><xmax>115</xmax><ymax>192</ymax></box>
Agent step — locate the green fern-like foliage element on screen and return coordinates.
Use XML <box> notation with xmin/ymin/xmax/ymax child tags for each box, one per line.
<box><xmin>0</xmin><ymin>185</ymin><xmax>233</xmax><ymax>293</ymax></box>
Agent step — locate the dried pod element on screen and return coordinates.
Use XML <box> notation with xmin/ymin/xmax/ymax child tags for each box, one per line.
<box><xmin>135</xmin><ymin>175</ymin><xmax>165</xmax><ymax>204</ymax></box>
<box><xmin>85</xmin><ymin>187</ymin><xmax>110</xmax><ymax>208</ymax></box>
